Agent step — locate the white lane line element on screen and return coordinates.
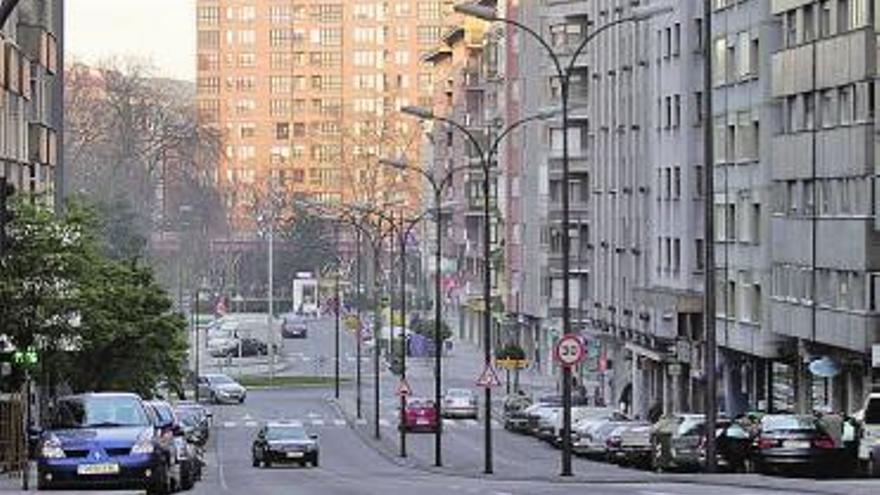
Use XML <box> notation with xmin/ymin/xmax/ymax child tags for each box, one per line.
<box><xmin>491</xmin><ymin>420</ymin><xmax>502</xmax><ymax>429</ymax></box>
<box><xmin>442</xmin><ymin>419</ymin><xmax>455</xmax><ymax>428</ymax></box>
<box><xmin>223</xmin><ymin>421</ymin><xmax>236</xmax><ymax>428</ymax></box>
<box><xmin>464</xmin><ymin>419</ymin><xmax>478</xmax><ymax>427</ymax></box>
<box><xmin>379</xmin><ymin>419</ymin><xmax>391</xmax><ymax>427</ymax></box>
<box><xmin>244</xmin><ymin>421</ymin><xmax>258</xmax><ymax>427</ymax></box>
<box><xmin>355</xmin><ymin>418</ymin><xmax>368</xmax><ymax>426</ymax></box>
<box><xmin>334</xmin><ymin>419</ymin><xmax>346</xmax><ymax>427</ymax></box>
<box><xmin>311</xmin><ymin>419</ymin><xmax>325</xmax><ymax>426</ymax></box>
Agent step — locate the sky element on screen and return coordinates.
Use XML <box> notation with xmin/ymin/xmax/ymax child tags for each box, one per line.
<box><xmin>66</xmin><ymin>0</ymin><xmax>196</xmax><ymax>81</ymax></box>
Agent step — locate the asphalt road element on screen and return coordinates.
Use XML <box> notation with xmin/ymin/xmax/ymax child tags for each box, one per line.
<box><xmin>192</xmin><ymin>387</ymin><xmax>804</xmax><ymax>495</ymax></box>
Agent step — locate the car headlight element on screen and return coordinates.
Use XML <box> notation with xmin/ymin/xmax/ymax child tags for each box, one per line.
<box><xmin>131</xmin><ymin>432</ymin><xmax>154</xmax><ymax>455</ymax></box>
<box><xmin>41</xmin><ymin>435</ymin><xmax>65</xmax><ymax>459</ymax></box>
<box><xmin>216</xmin><ymin>389</ymin><xmax>230</xmax><ymax>396</ymax></box>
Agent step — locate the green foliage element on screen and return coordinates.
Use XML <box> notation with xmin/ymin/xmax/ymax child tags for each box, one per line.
<box><xmin>496</xmin><ymin>343</ymin><xmax>526</xmax><ymax>361</ymax></box>
<box><xmin>92</xmin><ymin>194</ymin><xmax>147</xmax><ymax>260</ymax></box>
<box><xmin>411</xmin><ymin>319</ymin><xmax>452</xmax><ymax>341</ymax></box>
<box><xmin>0</xmin><ymin>198</ymin><xmax>187</xmax><ymax>395</ymax></box>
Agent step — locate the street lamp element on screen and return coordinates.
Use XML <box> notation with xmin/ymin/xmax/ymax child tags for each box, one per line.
<box><xmin>454</xmin><ymin>1</ymin><xmax>672</xmax><ymax>476</ymax></box>
<box><xmin>399</xmin><ymin>106</ymin><xmax>555</xmax><ymax>474</ymax></box>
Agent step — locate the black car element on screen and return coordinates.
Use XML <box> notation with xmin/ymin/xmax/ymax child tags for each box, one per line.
<box><xmin>750</xmin><ymin>414</ymin><xmax>848</xmax><ymax>476</ymax></box>
<box><xmin>281</xmin><ymin>319</ymin><xmax>308</xmax><ymax>339</ymax></box>
<box><xmin>252</xmin><ymin>422</ymin><xmax>319</xmax><ymax>468</ymax></box>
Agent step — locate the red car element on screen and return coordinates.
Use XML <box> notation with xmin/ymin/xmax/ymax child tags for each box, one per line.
<box><xmin>401</xmin><ymin>398</ymin><xmax>439</xmax><ymax>433</ymax></box>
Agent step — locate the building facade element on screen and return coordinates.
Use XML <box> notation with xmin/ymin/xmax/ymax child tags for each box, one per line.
<box><xmin>195</xmin><ymin>0</ymin><xmax>455</xmax><ymax>229</ymax></box>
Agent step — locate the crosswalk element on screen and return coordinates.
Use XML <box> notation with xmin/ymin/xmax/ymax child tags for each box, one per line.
<box><xmin>215</xmin><ymin>415</ymin><xmax>503</xmax><ymax>430</ymax></box>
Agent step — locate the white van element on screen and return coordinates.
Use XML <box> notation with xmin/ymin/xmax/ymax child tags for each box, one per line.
<box><xmin>857</xmin><ymin>391</ymin><xmax>880</xmax><ymax>476</ymax></box>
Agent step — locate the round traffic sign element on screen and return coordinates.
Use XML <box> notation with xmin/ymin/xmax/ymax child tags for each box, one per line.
<box><xmin>554</xmin><ymin>335</ymin><xmax>585</xmax><ymax>367</ymax></box>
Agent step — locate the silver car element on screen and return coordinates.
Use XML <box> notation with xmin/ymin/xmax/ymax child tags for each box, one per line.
<box><xmin>198</xmin><ymin>373</ymin><xmax>247</xmax><ymax>404</ymax></box>
<box><xmin>442</xmin><ymin>388</ymin><xmax>478</xmax><ymax>419</ymax></box>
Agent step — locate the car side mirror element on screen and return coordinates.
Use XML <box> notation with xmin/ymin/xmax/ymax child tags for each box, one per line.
<box><xmin>309</xmin><ymin>434</ymin><xmax>318</xmax><ymax>440</ymax></box>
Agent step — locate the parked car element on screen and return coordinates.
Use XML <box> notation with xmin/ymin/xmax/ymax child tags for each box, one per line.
<box><xmin>858</xmin><ymin>392</ymin><xmax>880</xmax><ymax>475</ymax></box>
<box><xmin>173</xmin><ymin>402</ymin><xmax>211</xmax><ymax>445</ymax></box>
<box><xmin>401</xmin><ymin>397</ymin><xmax>439</xmax><ymax>433</ymax></box>
<box><xmin>750</xmin><ymin>414</ymin><xmax>851</xmax><ymax>476</ymax></box>
<box><xmin>549</xmin><ymin>407</ymin><xmax>625</xmax><ymax>447</ymax></box>
<box><xmin>651</xmin><ymin>414</ymin><xmax>753</xmax><ymax>472</ymax></box>
<box><xmin>198</xmin><ymin>373</ymin><xmax>247</xmax><ymax>404</ymax></box>
<box><xmin>503</xmin><ymin>396</ymin><xmax>542</xmax><ymax>433</ymax></box>
<box><xmin>573</xmin><ymin>419</ymin><xmax>631</xmax><ymax>458</ymax></box>
<box><xmin>207</xmin><ymin>337</ymin><xmax>239</xmax><ymax>358</ymax></box>
<box><xmin>35</xmin><ymin>392</ymin><xmax>174</xmax><ymax>494</ymax></box>
<box><xmin>442</xmin><ymin>388</ymin><xmax>478</xmax><ymax>419</ymax></box>
<box><xmin>144</xmin><ymin>400</ymin><xmax>195</xmax><ymax>491</ymax></box>
<box><xmin>606</xmin><ymin>421</ymin><xmax>653</xmax><ymax>467</ymax></box>
<box><xmin>252</xmin><ymin>422</ymin><xmax>319</xmax><ymax>468</ymax></box>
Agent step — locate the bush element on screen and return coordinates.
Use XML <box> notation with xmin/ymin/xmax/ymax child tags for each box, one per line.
<box><xmin>411</xmin><ymin>319</ymin><xmax>452</xmax><ymax>341</ymax></box>
<box><xmin>496</xmin><ymin>343</ymin><xmax>526</xmax><ymax>361</ymax></box>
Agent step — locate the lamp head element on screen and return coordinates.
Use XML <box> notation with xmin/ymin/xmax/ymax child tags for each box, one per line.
<box><xmin>453</xmin><ymin>3</ymin><xmax>497</xmax><ymax>21</ymax></box>
<box><xmin>401</xmin><ymin>105</ymin><xmax>435</xmax><ymax>120</ymax></box>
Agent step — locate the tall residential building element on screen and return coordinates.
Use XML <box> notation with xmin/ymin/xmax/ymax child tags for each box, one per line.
<box><xmin>196</xmin><ymin>0</ymin><xmax>454</xmax><ymax>229</ymax></box>
<box><xmin>0</xmin><ymin>0</ymin><xmax>62</xmax><ymax>204</ymax></box>
<box><xmin>769</xmin><ymin>0</ymin><xmax>879</xmax><ymax>413</ymax></box>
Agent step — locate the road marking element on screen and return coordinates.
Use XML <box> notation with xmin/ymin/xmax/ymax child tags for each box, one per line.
<box><xmin>307</xmin><ymin>412</ymin><xmax>321</xmax><ymax>418</ymax></box>
<box><xmin>242</xmin><ymin>413</ymin><xmax>254</xmax><ymax>421</ymax></box>
<box><xmin>442</xmin><ymin>419</ymin><xmax>455</xmax><ymax>428</ymax></box>
<box><xmin>491</xmin><ymin>420</ymin><xmax>502</xmax><ymax>429</ymax></box>
<box><xmin>244</xmin><ymin>421</ymin><xmax>258</xmax><ymax>427</ymax></box>
<box><xmin>334</xmin><ymin>419</ymin><xmax>346</xmax><ymax>426</ymax></box>
<box><xmin>223</xmin><ymin>421</ymin><xmax>236</xmax><ymax>428</ymax></box>
<box><xmin>464</xmin><ymin>419</ymin><xmax>478</xmax><ymax>427</ymax></box>
<box><xmin>379</xmin><ymin>419</ymin><xmax>391</xmax><ymax>427</ymax></box>
<box><xmin>311</xmin><ymin>419</ymin><xmax>325</xmax><ymax>426</ymax></box>
<box><xmin>355</xmin><ymin>418</ymin><xmax>368</xmax><ymax>426</ymax></box>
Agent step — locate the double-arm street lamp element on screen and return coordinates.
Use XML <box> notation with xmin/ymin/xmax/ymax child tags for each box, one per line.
<box><xmin>454</xmin><ymin>1</ymin><xmax>671</xmax><ymax>476</ymax></box>
<box><xmin>399</xmin><ymin>105</ymin><xmax>556</xmax><ymax>474</ymax></box>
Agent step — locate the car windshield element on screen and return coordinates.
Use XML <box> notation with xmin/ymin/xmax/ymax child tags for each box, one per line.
<box><xmin>51</xmin><ymin>396</ymin><xmax>150</xmax><ymax>428</ymax></box>
<box><xmin>409</xmin><ymin>399</ymin><xmax>434</xmax><ymax>408</ymax></box>
<box><xmin>447</xmin><ymin>389</ymin><xmax>471</xmax><ymax>397</ymax></box>
<box><xmin>267</xmin><ymin>426</ymin><xmax>308</xmax><ymax>440</ymax></box>
<box><xmin>762</xmin><ymin>415</ymin><xmax>817</xmax><ymax>432</ymax></box>
<box><xmin>209</xmin><ymin>375</ymin><xmax>235</xmax><ymax>385</ymax></box>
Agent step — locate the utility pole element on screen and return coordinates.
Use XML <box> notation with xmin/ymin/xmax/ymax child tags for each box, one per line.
<box><xmin>334</xmin><ymin>222</ymin><xmax>341</xmax><ymax>399</ymax></box>
<box><xmin>356</xmin><ymin>229</ymin><xmax>363</xmax><ymax>418</ymax></box>
<box><xmin>267</xmin><ymin>208</ymin><xmax>275</xmax><ymax>383</ymax></box>
<box><xmin>702</xmin><ymin>0</ymin><xmax>718</xmax><ymax>473</ymax></box>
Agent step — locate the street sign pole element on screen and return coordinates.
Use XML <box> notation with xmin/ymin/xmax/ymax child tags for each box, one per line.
<box><xmin>555</xmin><ymin>334</ymin><xmax>586</xmax><ymax>478</ymax></box>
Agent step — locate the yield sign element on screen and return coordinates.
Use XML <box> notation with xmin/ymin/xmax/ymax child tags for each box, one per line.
<box><xmin>475</xmin><ymin>364</ymin><xmax>502</xmax><ymax>388</ymax></box>
<box><xmin>396</xmin><ymin>378</ymin><xmax>413</xmax><ymax>397</ymax></box>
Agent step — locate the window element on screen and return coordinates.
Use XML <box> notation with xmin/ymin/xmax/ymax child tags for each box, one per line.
<box><xmin>238</xmin><ymin>30</ymin><xmax>256</xmax><ymax>45</ymax></box>
<box><xmin>673</xmin><ymin>238</ymin><xmax>681</xmax><ymax>273</ymax></box>
<box><xmin>673</xmin><ymin>167</ymin><xmax>681</xmax><ymax>198</ymax></box>
<box><xmin>820</xmin><ymin>1</ymin><xmax>832</xmax><ymax>37</ymax></box>
<box><xmin>736</xmin><ymin>32</ymin><xmax>751</xmax><ymax>79</ymax></box>
<box><xmin>276</xmin><ymin>122</ymin><xmax>290</xmax><ymax>140</ymax></box>
<box><xmin>785</xmin><ymin>10</ymin><xmax>797</xmax><ymax>47</ymax></box>
<box><xmin>695</xmin><ymin>165</ymin><xmax>704</xmax><ymax>197</ymax></box>
<box><xmin>672</xmin><ymin>23</ymin><xmax>681</xmax><ymax>56</ymax></box>
<box><xmin>417</xmin><ymin>26</ymin><xmax>442</xmax><ymax>44</ymax></box>
<box><xmin>695</xmin><ymin>239</ymin><xmax>705</xmax><ymax>271</ymax></box>
<box><xmin>838</xmin><ymin>0</ymin><xmax>850</xmax><ymax>33</ymax></box>
<box><xmin>803</xmin><ymin>4</ymin><xmax>815</xmax><ymax>42</ymax></box>
<box><xmin>713</xmin><ymin>38</ymin><xmax>727</xmax><ymax>86</ymax></box>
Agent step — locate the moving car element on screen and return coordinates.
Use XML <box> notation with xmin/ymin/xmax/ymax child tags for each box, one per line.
<box><xmin>401</xmin><ymin>397</ymin><xmax>439</xmax><ymax>433</ymax></box>
<box><xmin>281</xmin><ymin>317</ymin><xmax>308</xmax><ymax>338</ymax></box>
<box><xmin>35</xmin><ymin>392</ymin><xmax>174</xmax><ymax>494</ymax></box>
<box><xmin>252</xmin><ymin>422</ymin><xmax>319</xmax><ymax>468</ymax></box>
<box><xmin>442</xmin><ymin>388</ymin><xmax>478</xmax><ymax>419</ymax></box>
<box><xmin>198</xmin><ymin>373</ymin><xmax>247</xmax><ymax>404</ymax></box>
<box><xmin>750</xmin><ymin>414</ymin><xmax>845</xmax><ymax>475</ymax></box>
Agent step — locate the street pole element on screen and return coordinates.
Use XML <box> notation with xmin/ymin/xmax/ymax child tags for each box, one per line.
<box><xmin>334</xmin><ymin>222</ymin><xmax>341</xmax><ymax>400</ymax></box>
<box><xmin>373</xmin><ymin>234</ymin><xmax>382</xmax><ymax>440</ymax></box>
<box><xmin>482</xmin><ymin>142</ymin><xmax>494</xmax><ymax>475</ymax></box>
<box><xmin>193</xmin><ymin>289</ymin><xmax>200</xmax><ymax>402</ymax></box>
<box><xmin>433</xmin><ymin>188</ymin><xmax>444</xmax><ymax>467</ymax></box>
<box><xmin>559</xmin><ymin>72</ymin><xmax>574</xmax><ymax>477</ymax></box>
<box><xmin>268</xmin><ymin>212</ymin><xmax>275</xmax><ymax>383</ymax></box>
<box><xmin>356</xmin><ymin>229</ymin><xmax>363</xmax><ymax>419</ymax></box>
<box><xmin>399</xmin><ymin>210</ymin><xmax>408</xmax><ymax>458</ymax></box>
<box><xmin>702</xmin><ymin>0</ymin><xmax>718</xmax><ymax>473</ymax></box>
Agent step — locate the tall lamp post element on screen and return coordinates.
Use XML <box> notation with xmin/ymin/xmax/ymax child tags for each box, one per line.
<box><xmin>400</xmin><ymin>105</ymin><xmax>556</xmax><ymax>474</ymax></box>
<box><xmin>454</xmin><ymin>1</ymin><xmax>671</xmax><ymax>476</ymax></box>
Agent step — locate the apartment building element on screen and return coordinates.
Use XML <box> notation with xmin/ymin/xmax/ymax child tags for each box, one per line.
<box><xmin>769</xmin><ymin>0</ymin><xmax>879</xmax><ymax>413</ymax></box>
<box><xmin>0</xmin><ymin>0</ymin><xmax>62</xmax><ymax>205</ymax></box>
<box><xmin>195</xmin><ymin>0</ymin><xmax>453</xmax><ymax>230</ymax></box>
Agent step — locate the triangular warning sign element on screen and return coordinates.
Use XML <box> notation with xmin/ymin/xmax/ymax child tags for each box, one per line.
<box><xmin>475</xmin><ymin>364</ymin><xmax>502</xmax><ymax>388</ymax></box>
<box><xmin>396</xmin><ymin>378</ymin><xmax>413</xmax><ymax>396</ymax></box>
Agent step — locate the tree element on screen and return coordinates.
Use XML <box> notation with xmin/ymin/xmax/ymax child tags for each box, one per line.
<box><xmin>411</xmin><ymin>319</ymin><xmax>452</xmax><ymax>341</ymax></box>
<box><xmin>0</xmin><ymin>198</ymin><xmax>188</xmax><ymax>395</ymax></box>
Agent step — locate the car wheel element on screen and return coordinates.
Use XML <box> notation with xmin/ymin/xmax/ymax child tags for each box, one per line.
<box><xmin>239</xmin><ymin>397</ymin><xmax>245</xmax><ymax>404</ymax></box>
<box><xmin>312</xmin><ymin>456</ymin><xmax>319</xmax><ymax>468</ymax></box>
<box><xmin>252</xmin><ymin>456</ymin><xmax>259</xmax><ymax>468</ymax></box>
<box><xmin>147</xmin><ymin>462</ymin><xmax>171</xmax><ymax>495</ymax></box>
<box><xmin>181</xmin><ymin>462</ymin><xmax>195</xmax><ymax>491</ymax></box>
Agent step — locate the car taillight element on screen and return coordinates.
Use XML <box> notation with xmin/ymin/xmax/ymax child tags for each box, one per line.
<box><xmin>756</xmin><ymin>437</ymin><xmax>778</xmax><ymax>449</ymax></box>
<box><xmin>812</xmin><ymin>435</ymin><xmax>835</xmax><ymax>449</ymax></box>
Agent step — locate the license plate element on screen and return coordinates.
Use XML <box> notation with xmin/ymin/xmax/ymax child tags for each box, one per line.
<box><xmin>286</xmin><ymin>452</ymin><xmax>304</xmax><ymax>458</ymax></box>
<box><xmin>783</xmin><ymin>440</ymin><xmax>810</xmax><ymax>449</ymax></box>
<box><xmin>77</xmin><ymin>463</ymin><xmax>119</xmax><ymax>475</ymax></box>
<box><xmin>416</xmin><ymin>419</ymin><xmax>429</xmax><ymax>425</ymax></box>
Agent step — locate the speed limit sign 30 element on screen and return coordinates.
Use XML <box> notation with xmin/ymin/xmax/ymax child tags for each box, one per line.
<box><xmin>554</xmin><ymin>335</ymin><xmax>586</xmax><ymax>367</ymax></box>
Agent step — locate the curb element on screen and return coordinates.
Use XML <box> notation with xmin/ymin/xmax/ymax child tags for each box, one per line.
<box><xmin>326</xmin><ymin>398</ymin><xmax>872</xmax><ymax>494</ymax></box>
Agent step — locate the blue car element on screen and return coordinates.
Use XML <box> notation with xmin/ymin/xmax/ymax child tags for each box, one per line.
<box><xmin>35</xmin><ymin>392</ymin><xmax>174</xmax><ymax>493</ymax></box>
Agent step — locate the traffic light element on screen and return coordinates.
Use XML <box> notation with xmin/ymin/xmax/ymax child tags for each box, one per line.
<box><xmin>0</xmin><ymin>177</ymin><xmax>14</xmax><ymax>255</ymax></box>
<box><xmin>12</xmin><ymin>347</ymin><xmax>38</xmax><ymax>369</ymax></box>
